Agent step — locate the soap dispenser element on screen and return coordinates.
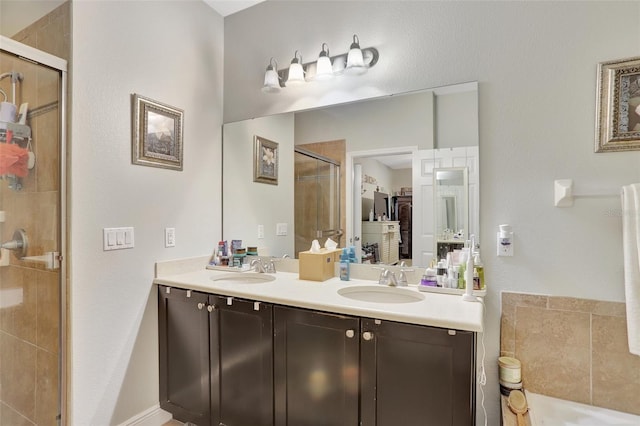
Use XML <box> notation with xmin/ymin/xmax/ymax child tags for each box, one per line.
<box><xmin>339</xmin><ymin>248</ymin><xmax>350</xmax><ymax>281</ymax></box>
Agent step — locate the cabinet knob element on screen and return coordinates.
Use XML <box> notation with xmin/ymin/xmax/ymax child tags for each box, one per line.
<box><xmin>197</xmin><ymin>302</ymin><xmax>205</xmax><ymax>310</ymax></box>
<box><xmin>207</xmin><ymin>305</ymin><xmax>215</xmax><ymax>312</ymax></box>
<box><xmin>362</xmin><ymin>331</ymin><xmax>374</xmax><ymax>341</ymax></box>
<box><xmin>345</xmin><ymin>329</ymin><xmax>355</xmax><ymax>338</ymax></box>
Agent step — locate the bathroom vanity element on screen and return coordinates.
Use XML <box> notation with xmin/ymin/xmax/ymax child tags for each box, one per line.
<box><xmin>154</xmin><ymin>257</ymin><xmax>483</xmax><ymax>426</ymax></box>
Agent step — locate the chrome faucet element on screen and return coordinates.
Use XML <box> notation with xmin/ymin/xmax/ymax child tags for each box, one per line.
<box><xmin>265</xmin><ymin>259</ymin><xmax>277</xmax><ymax>273</ymax></box>
<box><xmin>250</xmin><ymin>258</ymin><xmax>266</xmax><ymax>273</ymax></box>
<box><xmin>250</xmin><ymin>258</ymin><xmax>276</xmax><ymax>273</ymax></box>
<box><xmin>378</xmin><ymin>268</ymin><xmax>399</xmax><ymax>287</ymax></box>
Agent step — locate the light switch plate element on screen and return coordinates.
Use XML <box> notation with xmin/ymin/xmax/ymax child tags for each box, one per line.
<box><xmin>103</xmin><ymin>227</ymin><xmax>134</xmax><ymax>251</ymax></box>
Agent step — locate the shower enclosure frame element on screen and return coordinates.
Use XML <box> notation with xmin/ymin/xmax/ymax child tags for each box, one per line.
<box><xmin>294</xmin><ymin>147</ymin><xmax>342</xmax><ymax>256</ymax></box>
<box><xmin>0</xmin><ymin>35</ymin><xmax>68</xmax><ymax>425</ymax></box>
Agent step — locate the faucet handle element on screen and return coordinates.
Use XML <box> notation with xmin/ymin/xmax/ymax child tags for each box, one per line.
<box><xmin>397</xmin><ymin>270</ymin><xmax>409</xmax><ymax>286</ymax></box>
<box><xmin>377</xmin><ymin>268</ymin><xmax>389</xmax><ymax>285</ymax></box>
<box><xmin>265</xmin><ymin>259</ymin><xmax>277</xmax><ymax>273</ymax></box>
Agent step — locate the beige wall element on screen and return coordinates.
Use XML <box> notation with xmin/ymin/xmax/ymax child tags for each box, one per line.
<box><xmin>501</xmin><ymin>292</ymin><xmax>640</xmax><ymax>415</ymax></box>
<box><xmin>71</xmin><ymin>1</ymin><xmax>224</xmax><ymax>423</ymax></box>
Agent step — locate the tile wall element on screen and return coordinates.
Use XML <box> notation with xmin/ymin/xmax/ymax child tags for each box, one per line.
<box><xmin>501</xmin><ymin>291</ymin><xmax>640</xmax><ymax>415</ymax></box>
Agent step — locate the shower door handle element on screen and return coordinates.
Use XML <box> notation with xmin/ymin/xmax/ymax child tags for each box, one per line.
<box><xmin>316</xmin><ymin>229</ymin><xmax>344</xmax><ymax>238</ymax></box>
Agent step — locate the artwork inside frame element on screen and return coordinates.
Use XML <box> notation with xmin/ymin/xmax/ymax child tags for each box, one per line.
<box><xmin>131</xmin><ymin>93</ymin><xmax>184</xmax><ymax>170</ymax></box>
<box><xmin>595</xmin><ymin>56</ymin><xmax>640</xmax><ymax>153</ymax></box>
<box><xmin>254</xmin><ymin>135</ymin><xmax>279</xmax><ymax>185</ymax></box>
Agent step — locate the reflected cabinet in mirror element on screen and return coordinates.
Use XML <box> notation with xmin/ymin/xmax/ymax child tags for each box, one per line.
<box><xmin>222</xmin><ymin>82</ymin><xmax>479</xmax><ymax>267</ymax></box>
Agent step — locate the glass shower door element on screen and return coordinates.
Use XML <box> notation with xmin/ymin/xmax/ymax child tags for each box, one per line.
<box><xmin>0</xmin><ymin>46</ymin><xmax>63</xmax><ymax>425</ymax></box>
<box><xmin>294</xmin><ymin>148</ymin><xmax>341</xmax><ymax>257</ymax></box>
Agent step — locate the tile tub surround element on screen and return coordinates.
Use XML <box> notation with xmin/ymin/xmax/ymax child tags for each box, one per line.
<box><xmin>500</xmin><ymin>292</ymin><xmax>640</xmax><ymax>416</ymax></box>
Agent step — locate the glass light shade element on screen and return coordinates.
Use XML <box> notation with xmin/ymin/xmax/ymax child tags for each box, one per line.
<box><xmin>287</xmin><ymin>62</ymin><xmax>305</xmax><ymax>85</ymax></box>
<box><xmin>262</xmin><ymin>68</ymin><xmax>280</xmax><ymax>93</ymax></box>
<box><xmin>315</xmin><ymin>55</ymin><xmax>333</xmax><ymax>80</ymax></box>
<box><xmin>345</xmin><ymin>47</ymin><xmax>367</xmax><ymax>75</ymax></box>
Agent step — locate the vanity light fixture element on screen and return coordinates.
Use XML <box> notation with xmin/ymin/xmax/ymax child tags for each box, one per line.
<box><xmin>286</xmin><ymin>50</ymin><xmax>305</xmax><ymax>85</ymax></box>
<box><xmin>345</xmin><ymin>34</ymin><xmax>367</xmax><ymax>75</ymax></box>
<box><xmin>262</xmin><ymin>57</ymin><xmax>281</xmax><ymax>93</ymax></box>
<box><xmin>315</xmin><ymin>43</ymin><xmax>334</xmax><ymax>81</ymax></box>
<box><xmin>261</xmin><ymin>34</ymin><xmax>379</xmax><ymax>93</ymax></box>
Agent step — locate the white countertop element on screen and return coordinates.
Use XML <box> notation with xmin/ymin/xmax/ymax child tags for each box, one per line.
<box><xmin>154</xmin><ymin>257</ymin><xmax>484</xmax><ymax>332</ymax></box>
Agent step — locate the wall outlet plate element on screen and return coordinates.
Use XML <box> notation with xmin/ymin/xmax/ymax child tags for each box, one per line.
<box><xmin>165</xmin><ymin>228</ymin><xmax>176</xmax><ymax>247</ymax></box>
<box><xmin>497</xmin><ymin>231</ymin><xmax>513</xmax><ymax>256</ymax></box>
<box><xmin>276</xmin><ymin>223</ymin><xmax>287</xmax><ymax>236</ymax></box>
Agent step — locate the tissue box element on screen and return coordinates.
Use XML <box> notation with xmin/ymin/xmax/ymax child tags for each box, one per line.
<box><xmin>298</xmin><ymin>248</ymin><xmax>342</xmax><ymax>282</ymax></box>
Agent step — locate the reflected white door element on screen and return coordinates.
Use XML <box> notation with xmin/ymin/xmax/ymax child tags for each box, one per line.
<box><xmin>412</xmin><ymin>150</ymin><xmax>435</xmax><ymax>266</ymax></box>
<box><xmin>353</xmin><ymin>164</ymin><xmax>362</xmax><ymax>262</ymax></box>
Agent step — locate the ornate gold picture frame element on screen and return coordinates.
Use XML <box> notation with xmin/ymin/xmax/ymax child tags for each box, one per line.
<box><xmin>132</xmin><ymin>94</ymin><xmax>184</xmax><ymax>170</ymax></box>
<box><xmin>595</xmin><ymin>56</ymin><xmax>640</xmax><ymax>153</ymax></box>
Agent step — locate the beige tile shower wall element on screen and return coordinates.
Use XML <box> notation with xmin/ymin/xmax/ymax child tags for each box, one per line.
<box><xmin>0</xmin><ymin>2</ymin><xmax>68</xmax><ymax>425</ymax></box>
<box><xmin>500</xmin><ymin>292</ymin><xmax>640</xmax><ymax>416</ymax></box>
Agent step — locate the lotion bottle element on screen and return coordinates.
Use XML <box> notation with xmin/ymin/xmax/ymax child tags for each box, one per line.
<box><xmin>339</xmin><ymin>249</ymin><xmax>350</xmax><ymax>281</ymax></box>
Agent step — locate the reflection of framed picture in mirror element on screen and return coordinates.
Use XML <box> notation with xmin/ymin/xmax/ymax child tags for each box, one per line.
<box><xmin>131</xmin><ymin>94</ymin><xmax>184</xmax><ymax>170</ymax></box>
<box><xmin>254</xmin><ymin>135</ymin><xmax>278</xmax><ymax>185</ymax></box>
<box><xmin>596</xmin><ymin>56</ymin><xmax>640</xmax><ymax>152</ymax></box>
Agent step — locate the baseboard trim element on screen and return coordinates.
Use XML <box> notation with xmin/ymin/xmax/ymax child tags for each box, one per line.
<box><xmin>118</xmin><ymin>404</ymin><xmax>172</xmax><ymax>426</ymax></box>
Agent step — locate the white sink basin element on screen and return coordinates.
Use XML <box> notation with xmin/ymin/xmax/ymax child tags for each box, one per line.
<box><xmin>338</xmin><ymin>285</ymin><xmax>425</xmax><ymax>303</ymax></box>
<box><xmin>210</xmin><ymin>273</ymin><xmax>276</xmax><ymax>284</ymax></box>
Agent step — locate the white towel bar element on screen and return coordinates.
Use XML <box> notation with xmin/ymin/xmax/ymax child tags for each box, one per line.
<box><xmin>554</xmin><ymin>179</ymin><xmax>620</xmax><ymax>207</ymax></box>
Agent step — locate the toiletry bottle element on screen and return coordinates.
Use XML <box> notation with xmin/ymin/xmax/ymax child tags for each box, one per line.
<box><xmin>339</xmin><ymin>249</ymin><xmax>350</xmax><ymax>281</ymax></box>
<box><xmin>458</xmin><ymin>249</ymin><xmax>468</xmax><ymax>289</ymax></box>
<box><xmin>369</xmin><ymin>208</ymin><xmax>374</xmax><ymax>222</ymax></box>
<box><xmin>436</xmin><ymin>260</ymin><xmax>446</xmax><ymax>287</ymax></box>
<box><xmin>420</xmin><ymin>268</ymin><xmax>437</xmax><ymax>287</ymax></box>
<box><xmin>473</xmin><ymin>250</ymin><xmax>485</xmax><ymax>290</ymax></box>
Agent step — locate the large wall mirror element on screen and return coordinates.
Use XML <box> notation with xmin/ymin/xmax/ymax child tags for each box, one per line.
<box><xmin>222</xmin><ymin>82</ymin><xmax>479</xmax><ymax>267</ymax></box>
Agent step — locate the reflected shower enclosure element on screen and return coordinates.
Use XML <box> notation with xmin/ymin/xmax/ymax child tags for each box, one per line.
<box><xmin>294</xmin><ymin>147</ymin><xmax>342</xmax><ymax>257</ymax></box>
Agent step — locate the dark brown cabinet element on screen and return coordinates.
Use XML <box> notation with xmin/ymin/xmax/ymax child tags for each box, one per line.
<box><xmin>158</xmin><ymin>286</ymin><xmax>273</xmax><ymax>426</ymax></box>
<box><xmin>158</xmin><ymin>287</ymin><xmax>211</xmax><ymax>424</ymax></box>
<box><xmin>273</xmin><ymin>306</ymin><xmax>360</xmax><ymax>426</ymax></box>
<box><xmin>360</xmin><ymin>318</ymin><xmax>476</xmax><ymax>426</ymax></box>
<box><xmin>159</xmin><ymin>286</ymin><xmax>476</xmax><ymax>426</ymax></box>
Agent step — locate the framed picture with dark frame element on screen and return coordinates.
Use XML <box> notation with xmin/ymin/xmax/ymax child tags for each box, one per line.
<box><xmin>253</xmin><ymin>135</ymin><xmax>278</xmax><ymax>185</ymax></box>
<box><xmin>131</xmin><ymin>93</ymin><xmax>184</xmax><ymax>170</ymax></box>
<box><xmin>595</xmin><ymin>56</ymin><xmax>640</xmax><ymax>152</ymax></box>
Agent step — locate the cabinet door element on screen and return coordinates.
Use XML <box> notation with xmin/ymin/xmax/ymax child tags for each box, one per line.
<box><xmin>360</xmin><ymin>319</ymin><xmax>475</xmax><ymax>426</ymax></box>
<box><xmin>158</xmin><ymin>286</ymin><xmax>211</xmax><ymax>425</ymax></box>
<box><xmin>211</xmin><ymin>296</ymin><xmax>273</xmax><ymax>426</ymax></box>
<box><xmin>274</xmin><ymin>306</ymin><xmax>360</xmax><ymax>426</ymax></box>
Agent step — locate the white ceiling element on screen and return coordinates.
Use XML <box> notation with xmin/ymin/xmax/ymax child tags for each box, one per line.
<box><xmin>204</xmin><ymin>0</ymin><xmax>264</xmax><ymax>17</ymax></box>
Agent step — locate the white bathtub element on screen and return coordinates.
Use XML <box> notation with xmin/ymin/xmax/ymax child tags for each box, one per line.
<box><xmin>526</xmin><ymin>391</ymin><xmax>640</xmax><ymax>425</ymax></box>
